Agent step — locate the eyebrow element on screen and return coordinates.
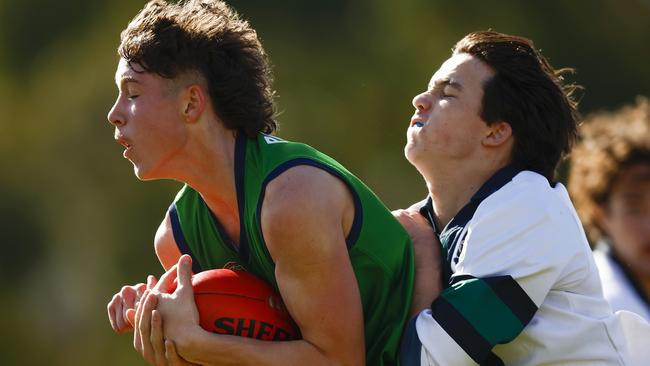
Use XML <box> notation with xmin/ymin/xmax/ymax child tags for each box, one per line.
<box><xmin>429</xmin><ymin>78</ymin><xmax>463</xmax><ymax>91</ymax></box>
<box><xmin>119</xmin><ymin>76</ymin><xmax>140</xmax><ymax>85</ymax></box>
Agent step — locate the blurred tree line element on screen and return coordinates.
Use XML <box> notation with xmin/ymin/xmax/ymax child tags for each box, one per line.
<box><xmin>0</xmin><ymin>0</ymin><xmax>648</xmax><ymax>364</ymax></box>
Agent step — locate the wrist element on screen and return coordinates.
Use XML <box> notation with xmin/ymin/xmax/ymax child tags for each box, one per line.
<box><xmin>174</xmin><ymin>324</ymin><xmax>207</xmax><ymax>362</ymax></box>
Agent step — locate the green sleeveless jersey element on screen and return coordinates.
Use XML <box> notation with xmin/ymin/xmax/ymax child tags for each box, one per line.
<box><xmin>169</xmin><ymin>132</ymin><xmax>414</xmax><ymax>365</ymax></box>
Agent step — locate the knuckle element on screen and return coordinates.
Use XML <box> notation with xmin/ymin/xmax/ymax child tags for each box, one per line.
<box><xmin>120</xmin><ymin>285</ymin><xmax>134</xmax><ymax>295</ymax></box>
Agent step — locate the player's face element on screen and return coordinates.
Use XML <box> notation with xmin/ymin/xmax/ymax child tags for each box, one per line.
<box><xmin>107</xmin><ymin>58</ymin><xmax>188</xmax><ymax>180</ymax></box>
<box><xmin>601</xmin><ymin>163</ymin><xmax>650</xmax><ymax>277</ymax></box>
<box><xmin>405</xmin><ymin>53</ymin><xmax>494</xmax><ymax>170</ymax></box>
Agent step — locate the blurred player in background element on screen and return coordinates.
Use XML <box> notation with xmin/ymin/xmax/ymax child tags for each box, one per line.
<box><xmin>396</xmin><ymin>31</ymin><xmax>650</xmax><ymax>365</ymax></box>
<box><xmin>105</xmin><ymin>1</ymin><xmax>417</xmax><ymax>365</ymax></box>
<box><xmin>569</xmin><ymin>97</ymin><xmax>650</xmax><ymax>321</ymax></box>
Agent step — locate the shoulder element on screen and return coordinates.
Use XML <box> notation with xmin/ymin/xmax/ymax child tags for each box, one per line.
<box><xmin>260</xmin><ymin>165</ymin><xmax>354</xmax><ymax>256</ymax></box>
<box><xmin>460</xmin><ymin>171</ymin><xmax>597</xmax><ymax>284</ymax></box>
<box><xmin>461</xmin><ymin>171</ymin><xmax>592</xmax><ymax>269</ymax></box>
<box><xmin>474</xmin><ymin>171</ymin><xmax>583</xmax><ymax>236</ymax></box>
<box><xmin>263</xmin><ymin>164</ymin><xmax>352</xmax><ymax>215</ymax></box>
<box><xmin>171</xmin><ymin>184</ymin><xmax>200</xmax><ymax>210</ymax></box>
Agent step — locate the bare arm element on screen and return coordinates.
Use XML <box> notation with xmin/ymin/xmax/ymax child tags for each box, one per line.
<box><xmin>146</xmin><ymin>166</ymin><xmax>365</xmax><ymax>365</ymax></box>
<box><xmin>258</xmin><ymin>165</ymin><xmax>365</xmax><ymax>365</ymax></box>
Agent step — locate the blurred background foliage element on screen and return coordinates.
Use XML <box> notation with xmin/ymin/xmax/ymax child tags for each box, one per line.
<box><xmin>0</xmin><ymin>0</ymin><xmax>648</xmax><ymax>364</ymax></box>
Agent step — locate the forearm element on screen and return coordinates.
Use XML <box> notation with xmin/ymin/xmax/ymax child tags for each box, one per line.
<box><xmin>178</xmin><ymin>328</ymin><xmax>344</xmax><ymax>366</ymax></box>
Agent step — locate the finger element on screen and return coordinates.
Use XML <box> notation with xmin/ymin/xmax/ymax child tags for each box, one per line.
<box><xmin>121</xmin><ymin>285</ymin><xmax>138</xmax><ymax>306</ymax></box>
<box><xmin>126</xmin><ymin>308</ymin><xmax>136</xmax><ymax>327</ymax></box>
<box><xmin>114</xmin><ymin>297</ymin><xmax>126</xmax><ymax>332</ymax></box>
<box><xmin>156</xmin><ymin>264</ymin><xmax>179</xmax><ymax>292</ymax></box>
<box><xmin>409</xmin><ymin>211</ymin><xmax>430</xmax><ymax>225</ymax></box>
<box><xmin>175</xmin><ymin>255</ymin><xmax>193</xmax><ymax>291</ymax></box>
<box><xmin>138</xmin><ymin>292</ymin><xmax>159</xmax><ymax>363</ymax></box>
<box><xmin>136</xmin><ymin>282</ymin><xmax>147</xmax><ymax>294</ymax></box>
<box><xmin>133</xmin><ymin>289</ymin><xmax>150</xmax><ymax>352</ymax></box>
<box><xmin>151</xmin><ymin>309</ymin><xmax>166</xmax><ymax>366</ymax></box>
<box><xmin>135</xmin><ymin>283</ymin><xmax>146</xmax><ymax>306</ymax></box>
<box><xmin>132</xmin><ymin>283</ymin><xmax>147</xmax><ymax>317</ymax></box>
<box><xmin>121</xmin><ymin>287</ymin><xmax>139</xmax><ymax>328</ymax></box>
<box><xmin>107</xmin><ymin>295</ymin><xmax>121</xmax><ymax>332</ymax></box>
<box><xmin>147</xmin><ymin>275</ymin><xmax>158</xmax><ymax>290</ymax></box>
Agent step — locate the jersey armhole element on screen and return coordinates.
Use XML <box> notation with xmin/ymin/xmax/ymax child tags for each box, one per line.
<box><xmin>255</xmin><ymin>158</ymin><xmax>364</xmax><ymax>250</ymax></box>
<box><xmin>168</xmin><ymin>203</ymin><xmax>203</xmax><ymax>274</ymax></box>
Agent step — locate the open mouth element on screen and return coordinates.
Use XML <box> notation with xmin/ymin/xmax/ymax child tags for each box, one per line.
<box><xmin>115</xmin><ymin>134</ymin><xmax>131</xmax><ymax>148</ymax></box>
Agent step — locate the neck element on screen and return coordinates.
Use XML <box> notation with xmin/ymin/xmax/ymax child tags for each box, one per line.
<box><xmin>418</xmin><ymin>157</ymin><xmax>509</xmax><ymax>228</ymax></box>
<box><xmin>179</xmin><ymin>121</ymin><xmax>240</xmax><ymax>228</ymax></box>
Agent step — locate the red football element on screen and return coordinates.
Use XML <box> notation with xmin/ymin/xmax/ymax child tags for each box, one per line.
<box><xmin>170</xmin><ymin>269</ymin><xmax>299</xmax><ymax>341</ymax></box>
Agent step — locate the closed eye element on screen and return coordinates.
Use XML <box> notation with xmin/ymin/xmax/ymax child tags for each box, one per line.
<box><xmin>440</xmin><ymin>89</ymin><xmax>455</xmax><ymax>99</ymax></box>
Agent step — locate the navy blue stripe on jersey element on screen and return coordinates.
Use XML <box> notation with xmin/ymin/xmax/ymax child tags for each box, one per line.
<box><xmin>431</xmin><ymin>296</ymin><xmax>503</xmax><ymax>365</ymax></box>
<box><xmin>483</xmin><ymin>352</ymin><xmax>506</xmax><ymax>366</ymax></box>
<box><xmin>483</xmin><ymin>276</ymin><xmax>538</xmax><ymax>326</ymax></box>
<box><xmin>438</xmin><ymin>275</ymin><xmax>535</xmax><ymax>363</ymax></box>
<box><xmin>450</xmin><ymin>275</ymin><xmax>538</xmax><ymax>326</ymax></box>
<box><xmin>419</xmin><ymin>166</ymin><xmax>523</xmax><ymax>289</ymax></box>
<box><xmin>472</xmin><ymin>165</ymin><xmax>522</xmax><ymax>200</ymax></box>
<box><xmin>169</xmin><ymin>203</ymin><xmax>202</xmax><ymax>274</ymax></box>
<box><xmin>234</xmin><ymin>131</ymin><xmax>250</xmax><ymax>264</ymax></box>
<box><xmin>256</xmin><ymin>158</ymin><xmax>364</xmax><ymax>249</ymax></box>
<box><xmin>204</xmin><ymin>204</ymin><xmax>240</xmax><ymax>255</ymax></box>
<box><xmin>399</xmin><ymin>316</ymin><xmax>422</xmax><ymax>366</ymax></box>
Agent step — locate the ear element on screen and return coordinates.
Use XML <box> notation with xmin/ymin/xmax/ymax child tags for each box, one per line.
<box><xmin>482</xmin><ymin>121</ymin><xmax>512</xmax><ymax>147</ymax></box>
<box><xmin>181</xmin><ymin>84</ymin><xmax>207</xmax><ymax>124</ymax></box>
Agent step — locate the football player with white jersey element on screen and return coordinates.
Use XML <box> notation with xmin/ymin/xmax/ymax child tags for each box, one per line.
<box><xmin>393</xmin><ymin>31</ymin><xmax>650</xmax><ymax>365</ymax></box>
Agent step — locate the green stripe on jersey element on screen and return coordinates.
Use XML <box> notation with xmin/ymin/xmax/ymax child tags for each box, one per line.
<box><xmin>441</xmin><ymin>276</ymin><xmax>527</xmax><ymax>346</ymax></box>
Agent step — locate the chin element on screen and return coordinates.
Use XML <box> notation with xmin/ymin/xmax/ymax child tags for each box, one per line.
<box><xmin>404</xmin><ymin>144</ymin><xmax>419</xmax><ymax>165</ymax></box>
<box><xmin>133</xmin><ymin>165</ymin><xmax>153</xmax><ymax>181</ymax></box>
<box><xmin>134</xmin><ymin>164</ymin><xmax>171</xmax><ymax>181</ymax></box>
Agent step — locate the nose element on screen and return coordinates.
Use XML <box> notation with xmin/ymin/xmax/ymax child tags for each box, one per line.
<box><xmin>107</xmin><ymin>98</ymin><xmax>125</xmax><ymax>127</ymax></box>
<box><xmin>412</xmin><ymin>91</ymin><xmax>431</xmax><ymax>113</ymax></box>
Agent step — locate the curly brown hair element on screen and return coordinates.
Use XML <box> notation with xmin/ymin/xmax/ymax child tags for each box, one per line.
<box><xmin>453</xmin><ymin>31</ymin><xmax>581</xmax><ymax>181</ymax></box>
<box><xmin>568</xmin><ymin>97</ymin><xmax>650</xmax><ymax>244</ymax></box>
<box><xmin>117</xmin><ymin>0</ymin><xmax>277</xmax><ymax>137</ymax></box>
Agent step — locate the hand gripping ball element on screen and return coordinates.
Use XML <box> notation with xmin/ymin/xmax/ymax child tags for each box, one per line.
<box><xmin>171</xmin><ymin>269</ymin><xmax>300</xmax><ymax>341</ymax></box>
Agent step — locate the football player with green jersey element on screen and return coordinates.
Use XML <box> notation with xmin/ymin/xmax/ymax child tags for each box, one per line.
<box><xmin>170</xmin><ymin>132</ymin><xmax>414</xmax><ymax>365</ymax></box>
<box><xmin>105</xmin><ymin>1</ymin><xmax>416</xmax><ymax>365</ymax></box>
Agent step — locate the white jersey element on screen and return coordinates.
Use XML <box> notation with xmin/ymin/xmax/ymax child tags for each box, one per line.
<box><xmin>593</xmin><ymin>243</ymin><xmax>650</xmax><ymax>322</ymax></box>
<box><xmin>400</xmin><ymin>169</ymin><xmax>650</xmax><ymax>366</ymax></box>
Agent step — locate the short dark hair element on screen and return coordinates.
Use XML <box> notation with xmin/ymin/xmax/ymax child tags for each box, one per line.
<box><xmin>118</xmin><ymin>0</ymin><xmax>277</xmax><ymax>137</ymax></box>
<box><xmin>568</xmin><ymin>97</ymin><xmax>650</xmax><ymax>244</ymax></box>
<box><xmin>453</xmin><ymin>31</ymin><xmax>581</xmax><ymax>181</ymax></box>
